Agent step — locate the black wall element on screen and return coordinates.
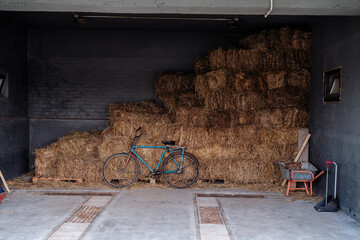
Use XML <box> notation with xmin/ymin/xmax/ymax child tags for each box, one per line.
<box><xmin>309</xmin><ymin>17</ymin><xmax>360</xmax><ymax>221</ymax></box>
<box><xmin>0</xmin><ymin>21</ymin><xmax>29</xmax><ymax>179</ymax></box>
<box><xmin>28</xmin><ymin>29</ymin><xmax>242</xmax><ymax>168</ymax></box>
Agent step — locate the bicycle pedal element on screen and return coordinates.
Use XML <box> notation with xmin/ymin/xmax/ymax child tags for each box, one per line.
<box><xmin>146</xmin><ymin>171</ymin><xmax>162</xmax><ymax>179</ymax></box>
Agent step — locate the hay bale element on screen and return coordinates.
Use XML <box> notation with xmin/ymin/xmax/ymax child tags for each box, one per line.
<box><xmin>155</xmin><ymin>73</ymin><xmax>199</xmax><ymax>111</ymax></box>
<box><xmin>195</xmin><ymin>69</ymin><xmax>228</xmax><ymax>94</ymax></box>
<box><xmin>34</xmin><ymin>130</ymin><xmax>102</xmax><ymax>182</ymax></box>
<box><xmin>208</xmin><ymin>126</ymin><xmax>258</xmax><ymax>148</ymax></box>
<box><xmin>279</xmin><ymin>27</ymin><xmax>294</xmax><ymax>49</ymax></box>
<box><xmin>204</xmin><ymin>92</ymin><xmax>266</xmax><ymax>111</ymax></box>
<box><xmin>109</xmin><ymin>112</ymin><xmax>172</xmax><ymax>136</ymax></box>
<box><xmin>254</xmin><ymin>107</ymin><xmax>309</xmax><ymax>129</ymax></box>
<box><xmin>239</xmin><ymin>30</ymin><xmax>268</xmax><ymax>50</ymax></box>
<box><xmin>228</xmin><ymin>72</ymin><xmax>256</xmax><ymax>93</ymax></box>
<box><xmin>206</xmin><ymin>69</ymin><xmax>228</xmax><ymax>91</ymax></box>
<box><xmin>174</xmin><ymin>107</ymin><xmax>210</xmax><ymax>127</ymax></box>
<box><xmin>302</xmin><ymin>32</ymin><xmax>312</xmax><ymax>52</ymax></box>
<box><xmin>239</xmin><ymin>27</ymin><xmax>311</xmax><ymax>52</ymax></box>
<box><xmin>98</xmin><ymin>133</ymin><xmax>131</xmax><ymax>160</ymax></box>
<box><xmin>155</xmin><ymin>72</ymin><xmax>195</xmax><ymax>95</ymax></box>
<box><xmin>209</xmin><ymin>49</ymin><xmax>309</xmax><ymax>74</ymax></box>
<box><xmin>225</xmin><ymin>49</ymin><xmax>287</xmax><ymax>73</ymax></box>
<box><xmin>287</xmin><ymin>70</ymin><xmax>310</xmax><ymax>90</ymax></box>
<box><xmin>174</xmin><ymin>126</ymin><xmax>258</xmax><ymax>149</ymax></box>
<box><xmin>226</xmin><ymin>49</ymin><xmax>265</xmax><ymax>73</ymax></box>
<box><xmin>174</xmin><ymin>108</ymin><xmax>234</xmax><ymax>129</ymax></box>
<box><xmin>292</xmin><ymin>29</ymin><xmax>304</xmax><ymax>50</ymax></box>
<box><xmin>194</xmin><ymin>142</ymin><xmax>293</xmax><ymax>184</ymax></box>
<box><xmin>238</xmin><ymin>111</ymin><xmax>254</xmax><ymax>125</ymax></box>
<box><xmin>178</xmin><ymin>92</ymin><xmax>203</xmax><ymax>107</ymax></box>
<box><xmin>256</xmin><ymin>128</ymin><xmax>298</xmax><ymax>147</ymax></box>
<box><xmin>283</xmin><ymin>107</ymin><xmax>310</xmax><ymax>127</ymax></box>
<box><xmin>209</xmin><ymin>48</ymin><xmax>227</xmax><ymax>70</ymax></box>
<box><xmin>261</xmin><ymin>50</ymin><xmax>286</xmax><ymax>72</ymax></box>
<box><xmin>109</xmin><ymin>101</ymin><xmax>164</xmax><ymax>121</ymax></box>
<box><xmin>254</xmin><ymin>143</ymin><xmax>297</xmax><ymax>163</ymax></box>
<box><xmin>157</xmin><ymin>93</ymin><xmax>179</xmax><ymax>112</ymax></box>
<box><xmin>35</xmin><ymin>148</ymin><xmax>57</xmax><ymax>177</ymax></box>
<box><xmin>241</xmin><ymin>92</ymin><xmax>267</xmax><ymax>111</ymax></box>
<box><xmin>267</xmin><ymin>28</ymin><xmax>281</xmax><ymax>49</ymax></box>
<box><xmin>194</xmin><ymin>146</ymin><xmax>259</xmax><ymax>182</ymax></box>
<box><xmin>254</xmin><ymin>108</ymin><xmax>284</xmax><ymax>128</ymax></box>
<box><xmin>55</xmin><ymin>157</ymin><xmax>103</xmax><ymax>183</ymax></box>
<box><xmin>199</xmin><ymin>92</ymin><xmax>237</xmax><ymax>110</ymax></box>
<box><xmin>284</xmin><ymin>49</ymin><xmax>310</xmax><ymax>71</ymax></box>
<box><xmin>175</xmin><ymin>126</ymin><xmax>210</xmax><ymax>148</ymax></box>
<box><xmin>194</xmin><ymin>74</ymin><xmax>208</xmax><ymax>99</ymax></box>
<box><xmin>257</xmin><ymin>75</ymin><xmax>268</xmax><ymax>94</ymax></box>
<box><xmin>265</xmin><ymin>71</ymin><xmax>287</xmax><ymax>90</ymax></box>
<box><xmin>158</xmin><ymin>92</ymin><xmax>203</xmax><ymax>112</ymax></box>
<box><xmin>208</xmin><ymin>110</ymin><xmax>232</xmax><ymax>129</ymax></box>
<box><xmin>267</xmin><ymin>88</ymin><xmax>307</xmax><ymax>108</ymax></box>
<box><xmin>194</xmin><ymin>55</ymin><xmax>210</xmax><ymax>74</ymax></box>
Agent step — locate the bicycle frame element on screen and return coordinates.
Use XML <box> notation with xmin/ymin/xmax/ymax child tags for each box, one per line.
<box><xmin>130</xmin><ymin>144</ymin><xmax>186</xmax><ymax>174</ymax></box>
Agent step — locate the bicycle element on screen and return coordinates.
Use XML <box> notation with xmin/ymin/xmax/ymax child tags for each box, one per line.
<box><xmin>102</xmin><ymin>127</ymin><xmax>199</xmax><ymax>189</ymax></box>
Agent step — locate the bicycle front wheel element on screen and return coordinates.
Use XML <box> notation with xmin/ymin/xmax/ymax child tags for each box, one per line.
<box><xmin>162</xmin><ymin>153</ymin><xmax>199</xmax><ymax>189</ymax></box>
<box><xmin>102</xmin><ymin>153</ymin><xmax>139</xmax><ymax>188</ymax></box>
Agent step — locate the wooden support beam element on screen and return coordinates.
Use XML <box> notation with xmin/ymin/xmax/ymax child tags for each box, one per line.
<box><xmin>0</xmin><ymin>170</ymin><xmax>11</xmax><ymax>194</ymax></box>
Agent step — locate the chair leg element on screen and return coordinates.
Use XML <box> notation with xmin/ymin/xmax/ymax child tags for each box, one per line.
<box><xmin>309</xmin><ymin>182</ymin><xmax>313</xmax><ymax>196</ymax></box>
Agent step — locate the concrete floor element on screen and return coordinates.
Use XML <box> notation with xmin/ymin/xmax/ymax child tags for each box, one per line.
<box><xmin>0</xmin><ymin>188</ymin><xmax>359</xmax><ymax>240</ymax></box>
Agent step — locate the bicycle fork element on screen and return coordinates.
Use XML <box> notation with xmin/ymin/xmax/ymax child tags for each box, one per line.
<box><xmin>119</xmin><ymin>153</ymin><xmax>132</xmax><ymax>171</ymax></box>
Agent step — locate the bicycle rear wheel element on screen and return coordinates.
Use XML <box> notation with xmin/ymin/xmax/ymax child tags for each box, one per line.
<box><xmin>102</xmin><ymin>153</ymin><xmax>139</xmax><ymax>188</ymax></box>
<box><xmin>162</xmin><ymin>153</ymin><xmax>199</xmax><ymax>189</ymax></box>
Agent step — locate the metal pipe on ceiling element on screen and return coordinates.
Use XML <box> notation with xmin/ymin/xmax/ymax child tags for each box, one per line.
<box><xmin>264</xmin><ymin>0</ymin><xmax>274</xmax><ymax>18</ymax></box>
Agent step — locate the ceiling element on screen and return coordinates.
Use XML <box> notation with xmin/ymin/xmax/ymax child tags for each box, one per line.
<box><xmin>0</xmin><ymin>11</ymin><xmax>326</xmax><ymax>33</ymax></box>
<box><xmin>0</xmin><ymin>0</ymin><xmax>359</xmax><ymax>16</ymax></box>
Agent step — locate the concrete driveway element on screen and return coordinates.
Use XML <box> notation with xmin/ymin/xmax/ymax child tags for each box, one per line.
<box><xmin>0</xmin><ymin>188</ymin><xmax>359</xmax><ymax>240</ymax></box>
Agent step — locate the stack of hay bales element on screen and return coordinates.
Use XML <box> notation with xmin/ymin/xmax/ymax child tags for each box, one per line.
<box><xmin>155</xmin><ymin>73</ymin><xmax>203</xmax><ymax>113</ymax></box>
<box><xmin>35</xmin><ymin>130</ymin><xmax>103</xmax><ymax>182</ymax></box>
<box><xmin>34</xmin><ymin>27</ymin><xmax>311</xmax><ymax>186</ymax></box>
<box><xmin>99</xmin><ymin>100</ymin><xmax>175</xmax><ymax>177</ymax></box>
<box><xmin>155</xmin><ymin>27</ymin><xmax>311</xmax><ymax>183</ymax></box>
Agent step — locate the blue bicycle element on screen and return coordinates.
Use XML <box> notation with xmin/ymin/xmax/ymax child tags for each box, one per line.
<box><xmin>102</xmin><ymin>127</ymin><xmax>199</xmax><ymax>189</ymax></box>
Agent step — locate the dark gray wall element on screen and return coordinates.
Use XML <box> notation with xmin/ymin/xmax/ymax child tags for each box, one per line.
<box><xmin>309</xmin><ymin>17</ymin><xmax>360</xmax><ymax>221</ymax></box>
<box><xmin>0</xmin><ymin>21</ymin><xmax>29</xmax><ymax>179</ymax></box>
<box><xmin>28</xmin><ymin>29</ymin><xmax>242</xmax><ymax>168</ymax></box>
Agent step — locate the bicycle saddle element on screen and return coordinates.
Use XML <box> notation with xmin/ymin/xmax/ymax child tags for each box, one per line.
<box><xmin>162</xmin><ymin>141</ymin><xmax>175</xmax><ymax>145</ymax></box>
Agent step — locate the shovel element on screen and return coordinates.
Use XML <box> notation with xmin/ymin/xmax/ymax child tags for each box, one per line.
<box><xmin>314</xmin><ymin>161</ymin><xmax>338</xmax><ymax>212</ymax></box>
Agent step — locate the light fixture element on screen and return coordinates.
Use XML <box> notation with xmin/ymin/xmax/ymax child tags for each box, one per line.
<box><xmin>227</xmin><ymin>16</ymin><xmax>240</xmax><ymax>28</ymax></box>
<box><xmin>73</xmin><ymin>13</ymin><xmax>87</xmax><ymax>24</ymax></box>
<box><xmin>72</xmin><ymin>13</ymin><xmax>239</xmax><ymax>24</ymax></box>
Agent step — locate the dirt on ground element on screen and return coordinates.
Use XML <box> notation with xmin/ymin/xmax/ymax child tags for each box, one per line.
<box><xmin>7</xmin><ymin>172</ymin><xmax>322</xmax><ymax>202</ymax></box>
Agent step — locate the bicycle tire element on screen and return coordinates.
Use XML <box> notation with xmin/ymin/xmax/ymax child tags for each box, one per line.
<box><xmin>184</xmin><ymin>151</ymin><xmax>199</xmax><ymax>166</ymax></box>
<box><xmin>162</xmin><ymin>153</ymin><xmax>199</xmax><ymax>189</ymax></box>
<box><xmin>102</xmin><ymin>153</ymin><xmax>139</xmax><ymax>188</ymax></box>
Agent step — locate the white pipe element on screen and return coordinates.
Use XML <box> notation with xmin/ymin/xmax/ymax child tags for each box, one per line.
<box><xmin>264</xmin><ymin>0</ymin><xmax>274</xmax><ymax>18</ymax></box>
